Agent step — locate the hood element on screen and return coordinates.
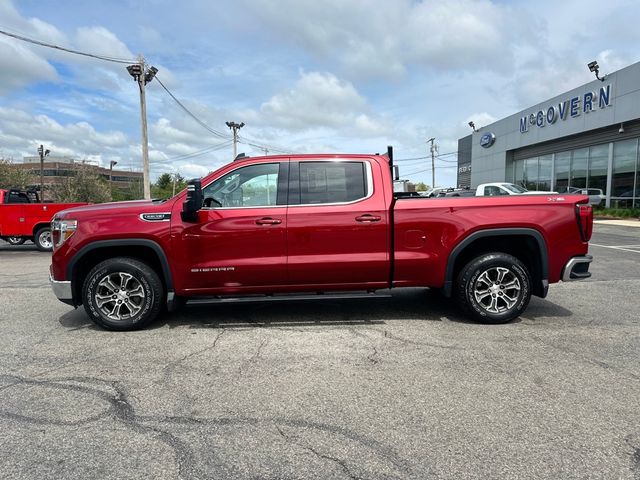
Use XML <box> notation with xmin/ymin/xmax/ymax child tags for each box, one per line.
<box><xmin>54</xmin><ymin>198</ymin><xmax>176</xmax><ymax>219</ymax></box>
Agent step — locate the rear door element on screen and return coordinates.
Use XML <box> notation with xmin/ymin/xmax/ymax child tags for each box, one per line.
<box><xmin>285</xmin><ymin>158</ymin><xmax>389</xmax><ymax>288</ymax></box>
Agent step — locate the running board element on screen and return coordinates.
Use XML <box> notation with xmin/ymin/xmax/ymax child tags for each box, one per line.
<box><xmin>186</xmin><ymin>291</ymin><xmax>392</xmax><ymax>305</ymax></box>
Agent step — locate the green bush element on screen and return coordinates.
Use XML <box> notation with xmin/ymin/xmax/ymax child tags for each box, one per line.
<box><xmin>593</xmin><ymin>206</ymin><xmax>640</xmax><ymax>218</ymax></box>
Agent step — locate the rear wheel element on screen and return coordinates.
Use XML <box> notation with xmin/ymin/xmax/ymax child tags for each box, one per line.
<box><xmin>456</xmin><ymin>252</ymin><xmax>531</xmax><ymax>324</ymax></box>
<box><xmin>82</xmin><ymin>257</ymin><xmax>164</xmax><ymax>331</ymax></box>
<box><xmin>6</xmin><ymin>237</ymin><xmax>26</xmax><ymax>245</ymax></box>
<box><xmin>34</xmin><ymin>227</ymin><xmax>53</xmax><ymax>251</ymax></box>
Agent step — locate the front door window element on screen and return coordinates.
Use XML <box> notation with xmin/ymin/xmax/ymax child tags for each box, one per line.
<box><xmin>202</xmin><ymin>163</ymin><xmax>280</xmax><ymax>208</ymax></box>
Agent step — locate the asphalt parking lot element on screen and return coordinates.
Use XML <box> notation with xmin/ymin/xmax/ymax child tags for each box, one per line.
<box><xmin>1</xmin><ymin>222</ymin><xmax>639</xmax><ymax>480</ymax></box>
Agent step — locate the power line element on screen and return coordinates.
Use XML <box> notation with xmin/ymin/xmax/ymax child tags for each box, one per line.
<box><xmin>395</xmin><ymin>150</ymin><xmax>458</xmax><ymax>161</ymax></box>
<box><xmin>154</xmin><ymin>76</ymin><xmax>230</xmax><ymax>140</ymax></box>
<box><xmin>402</xmin><ymin>165</ymin><xmax>458</xmax><ymax>176</ymax></box>
<box><xmin>155</xmin><ymin>77</ymin><xmax>297</xmax><ymax>155</ymax></box>
<box><xmin>238</xmin><ymin>137</ymin><xmax>297</xmax><ymax>155</ymax></box>
<box><xmin>0</xmin><ymin>28</ymin><xmax>137</xmax><ymax>64</ymax></box>
<box><xmin>157</xmin><ymin>141</ymin><xmax>233</xmax><ymax>163</ymax></box>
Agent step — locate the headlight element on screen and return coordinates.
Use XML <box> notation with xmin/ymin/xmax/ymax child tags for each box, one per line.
<box><xmin>51</xmin><ymin>219</ymin><xmax>78</xmax><ymax>248</ymax></box>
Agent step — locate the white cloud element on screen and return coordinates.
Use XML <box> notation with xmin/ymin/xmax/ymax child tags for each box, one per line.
<box><xmin>0</xmin><ymin>106</ymin><xmax>129</xmax><ymax>162</ymax></box>
<box><xmin>465</xmin><ymin>112</ymin><xmax>498</xmax><ymax>130</ymax></box>
<box><xmin>74</xmin><ymin>26</ymin><xmax>136</xmax><ymax>63</ymax></box>
<box><xmin>0</xmin><ymin>39</ymin><xmax>58</xmax><ymax>93</ymax></box>
<box><xmin>260</xmin><ymin>71</ymin><xmax>388</xmax><ymax>136</ymax></box>
<box><xmin>238</xmin><ymin>0</ymin><xmax>538</xmax><ymax>77</ymax></box>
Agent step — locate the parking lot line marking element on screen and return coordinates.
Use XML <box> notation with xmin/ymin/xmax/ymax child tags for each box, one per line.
<box><xmin>590</xmin><ymin>243</ymin><xmax>640</xmax><ymax>254</ymax></box>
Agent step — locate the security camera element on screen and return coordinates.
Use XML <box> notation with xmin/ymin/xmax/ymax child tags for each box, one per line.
<box><xmin>619</xmin><ymin>123</ymin><xmax>625</xmax><ymax>134</ymax></box>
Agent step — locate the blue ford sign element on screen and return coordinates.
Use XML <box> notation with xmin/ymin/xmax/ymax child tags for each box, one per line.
<box><xmin>480</xmin><ymin>132</ymin><xmax>496</xmax><ymax>148</ymax></box>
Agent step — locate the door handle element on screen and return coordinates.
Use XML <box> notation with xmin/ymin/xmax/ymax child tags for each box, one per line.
<box><xmin>255</xmin><ymin>217</ymin><xmax>282</xmax><ymax>225</ymax></box>
<box><xmin>355</xmin><ymin>214</ymin><xmax>381</xmax><ymax>223</ymax></box>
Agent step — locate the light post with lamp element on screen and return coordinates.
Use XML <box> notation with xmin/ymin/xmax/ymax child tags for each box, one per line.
<box><xmin>109</xmin><ymin>160</ymin><xmax>118</xmax><ymax>198</ymax></box>
<box><xmin>37</xmin><ymin>145</ymin><xmax>50</xmax><ymax>202</ymax></box>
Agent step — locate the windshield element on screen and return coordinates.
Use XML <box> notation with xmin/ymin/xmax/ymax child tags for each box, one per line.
<box><xmin>503</xmin><ymin>184</ymin><xmax>528</xmax><ymax>193</ymax></box>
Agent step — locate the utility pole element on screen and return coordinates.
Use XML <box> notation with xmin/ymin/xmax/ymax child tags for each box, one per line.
<box><xmin>109</xmin><ymin>160</ymin><xmax>118</xmax><ymax>198</ymax></box>
<box><xmin>37</xmin><ymin>144</ymin><xmax>50</xmax><ymax>202</ymax></box>
<box><xmin>127</xmin><ymin>56</ymin><xmax>158</xmax><ymax>200</ymax></box>
<box><xmin>226</xmin><ymin>121</ymin><xmax>245</xmax><ymax>159</ymax></box>
<box><xmin>427</xmin><ymin>137</ymin><xmax>437</xmax><ymax>189</ymax></box>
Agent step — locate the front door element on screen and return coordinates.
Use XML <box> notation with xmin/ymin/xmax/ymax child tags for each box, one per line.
<box><xmin>175</xmin><ymin>161</ymin><xmax>288</xmax><ymax>294</ymax></box>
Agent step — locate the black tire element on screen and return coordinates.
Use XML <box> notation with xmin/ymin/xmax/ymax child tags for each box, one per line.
<box><xmin>34</xmin><ymin>227</ymin><xmax>53</xmax><ymax>251</ymax></box>
<box><xmin>82</xmin><ymin>257</ymin><xmax>164</xmax><ymax>331</ymax></box>
<box><xmin>456</xmin><ymin>252</ymin><xmax>531</xmax><ymax>324</ymax></box>
<box><xmin>6</xmin><ymin>237</ymin><xmax>26</xmax><ymax>245</ymax></box>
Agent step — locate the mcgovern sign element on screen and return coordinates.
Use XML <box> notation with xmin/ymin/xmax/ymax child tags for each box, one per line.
<box><xmin>520</xmin><ymin>84</ymin><xmax>612</xmax><ymax>133</ymax></box>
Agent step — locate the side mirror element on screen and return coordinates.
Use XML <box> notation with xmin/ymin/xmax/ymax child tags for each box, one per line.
<box><xmin>181</xmin><ymin>179</ymin><xmax>202</xmax><ymax>222</ymax></box>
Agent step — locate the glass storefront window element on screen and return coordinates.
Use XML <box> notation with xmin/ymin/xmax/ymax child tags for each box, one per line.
<box><xmin>538</xmin><ymin>155</ymin><xmax>552</xmax><ymax>191</ymax></box>
<box><xmin>612</xmin><ymin>139</ymin><xmax>638</xmax><ymax>208</ymax></box>
<box><xmin>571</xmin><ymin>148</ymin><xmax>588</xmax><ymax>189</ymax></box>
<box><xmin>514</xmin><ymin>159</ymin><xmax>524</xmax><ymax>187</ymax></box>
<box><xmin>508</xmin><ymin>137</ymin><xmax>640</xmax><ymax>208</ymax></box>
<box><xmin>554</xmin><ymin>151</ymin><xmax>571</xmax><ymax>192</ymax></box>
<box><xmin>524</xmin><ymin>157</ymin><xmax>538</xmax><ymax>190</ymax></box>
<box><xmin>588</xmin><ymin>144</ymin><xmax>609</xmax><ymax>193</ymax></box>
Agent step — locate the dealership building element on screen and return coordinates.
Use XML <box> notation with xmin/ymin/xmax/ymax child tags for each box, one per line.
<box><xmin>458</xmin><ymin>60</ymin><xmax>640</xmax><ymax>208</ymax></box>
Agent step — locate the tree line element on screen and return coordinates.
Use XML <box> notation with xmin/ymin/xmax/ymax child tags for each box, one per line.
<box><xmin>0</xmin><ymin>158</ymin><xmax>186</xmax><ymax>203</ymax></box>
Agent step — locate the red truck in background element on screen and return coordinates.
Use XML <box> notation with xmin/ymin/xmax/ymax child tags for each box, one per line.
<box><xmin>50</xmin><ymin>148</ymin><xmax>593</xmax><ymax>330</ymax></box>
<box><xmin>0</xmin><ymin>188</ymin><xmax>86</xmax><ymax>251</ymax></box>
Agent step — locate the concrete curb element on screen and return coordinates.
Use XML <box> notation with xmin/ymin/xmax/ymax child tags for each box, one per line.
<box><xmin>594</xmin><ymin>219</ymin><xmax>640</xmax><ymax>227</ymax></box>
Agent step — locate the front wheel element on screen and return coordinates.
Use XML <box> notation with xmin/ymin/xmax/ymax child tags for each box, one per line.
<box><xmin>82</xmin><ymin>257</ymin><xmax>164</xmax><ymax>331</ymax></box>
<box><xmin>6</xmin><ymin>237</ymin><xmax>26</xmax><ymax>245</ymax></box>
<box><xmin>34</xmin><ymin>227</ymin><xmax>53</xmax><ymax>251</ymax></box>
<box><xmin>456</xmin><ymin>253</ymin><xmax>531</xmax><ymax>324</ymax></box>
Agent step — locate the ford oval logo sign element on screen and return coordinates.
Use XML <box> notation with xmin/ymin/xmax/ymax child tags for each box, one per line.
<box><xmin>480</xmin><ymin>132</ymin><xmax>496</xmax><ymax>148</ymax></box>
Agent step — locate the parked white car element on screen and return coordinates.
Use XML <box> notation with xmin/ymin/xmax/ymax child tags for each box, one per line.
<box><xmin>475</xmin><ymin>182</ymin><xmax>556</xmax><ymax>196</ymax></box>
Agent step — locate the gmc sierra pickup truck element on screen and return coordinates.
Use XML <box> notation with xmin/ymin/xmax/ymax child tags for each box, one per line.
<box><xmin>50</xmin><ymin>149</ymin><xmax>593</xmax><ymax>330</ymax></box>
<box><xmin>0</xmin><ymin>188</ymin><xmax>86</xmax><ymax>250</ymax></box>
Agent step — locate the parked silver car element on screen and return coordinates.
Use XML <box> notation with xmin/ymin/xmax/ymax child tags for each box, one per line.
<box><xmin>562</xmin><ymin>187</ymin><xmax>605</xmax><ymax>206</ymax></box>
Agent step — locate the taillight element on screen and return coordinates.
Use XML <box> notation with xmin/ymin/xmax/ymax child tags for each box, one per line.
<box><xmin>576</xmin><ymin>204</ymin><xmax>593</xmax><ymax>242</ymax></box>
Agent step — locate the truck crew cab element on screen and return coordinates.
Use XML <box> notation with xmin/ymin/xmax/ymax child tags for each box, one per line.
<box><xmin>50</xmin><ymin>149</ymin><xmax>593</xmax><ymax>330</ymax></box>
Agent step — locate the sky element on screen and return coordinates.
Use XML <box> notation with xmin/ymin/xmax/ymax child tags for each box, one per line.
<box><xmin>0</xmin><ymin>0</ymin><xmax>638</xmax><ymax>188</ymax></box>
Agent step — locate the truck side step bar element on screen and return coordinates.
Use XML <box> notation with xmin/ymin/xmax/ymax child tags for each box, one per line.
<box><xmin>183</xmin><ymin>291</ymin><xmax>392</xmax><ymax>306</ymax></box>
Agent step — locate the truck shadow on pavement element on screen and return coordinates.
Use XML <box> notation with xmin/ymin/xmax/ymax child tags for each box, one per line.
<box><xmin>58</xmin><ymin>288</ymin><xmax>574</xmax><ymax>331</ymax></box>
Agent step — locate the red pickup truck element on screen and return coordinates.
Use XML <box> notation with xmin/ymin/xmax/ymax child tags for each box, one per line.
<box><xmin>50</xmin><ymin>149</ymin><xmax>593</xmax><ymax>330</ymax></box>
<box><xmin>0</xmin><ymin>188</ymin><xmax>86</xmax><ymax>251</ymax></box>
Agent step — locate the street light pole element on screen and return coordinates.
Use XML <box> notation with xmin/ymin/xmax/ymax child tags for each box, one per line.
<box><xmin>226</xmin><ymin>121</ymin><xmax>245</xmax><ymax>160</ymax></box>
<box><xmin>127</xmin><ymin>56</ymin><xmax>158</xmax><ymax>200</ymax></box>
<box><xmin>37</xmin><ymin>144</ymin><xmax>50</xmax><ymax>202</ymax></box>
<box><xmin>109</xmin><ymin>160</ymin><xmax>118</xmax><ymax>198</ymax></box>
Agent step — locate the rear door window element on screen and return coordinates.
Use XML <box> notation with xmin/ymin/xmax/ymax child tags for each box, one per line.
<box><xmin>295</xmin><ymin>161</ymin><xmax>367</xmax><ymax>204</ymax></box>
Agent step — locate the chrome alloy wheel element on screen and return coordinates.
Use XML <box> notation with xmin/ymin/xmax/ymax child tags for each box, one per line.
<box><xmin>38</xmin><ymin>230</ymin><xmax>52</xmax><ymax>249</ymax></box>
<box><xmin>94</xmin><ymin>272</ymin><xmax>146</xmax><ymax>321</ymax></box>
<box><xmin>472</xmin><ymin>266</ymin><xmax>521</xmax><ymax>314</ymax></box>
